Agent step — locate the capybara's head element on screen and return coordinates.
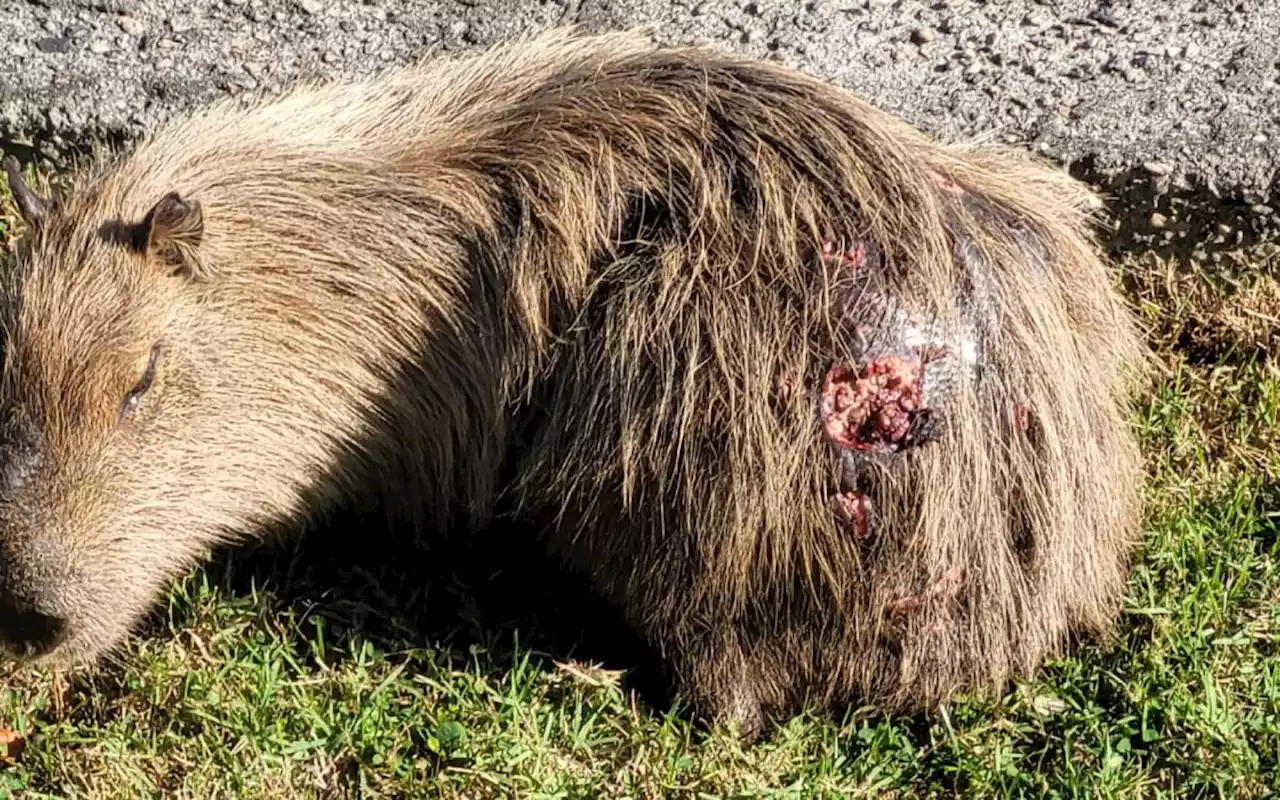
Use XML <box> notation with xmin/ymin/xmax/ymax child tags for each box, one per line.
<box><xmin>0</xmin><ymin>159</ymin><xmax>227</xmax><ymax>663</ymax></box>
<box><xmin>0</xmin><ymin>157</ymin><xmax>356</xmax><ymax>666</ymax></box>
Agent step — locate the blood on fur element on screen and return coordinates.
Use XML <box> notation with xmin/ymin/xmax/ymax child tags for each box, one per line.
<box><xmin>1013</xmin><ymin>402</ymin><xmax>1031</xmax><ymax>431</ymax></box>
<box><xmin>887</xmin><ymin>566</ymin><xmax>965</xmax><ymax>620</ymax></box>
<box><xmin>832</xmin><ymin>490</ymin><xmax>871</xmax><ymax>539</ymax></box>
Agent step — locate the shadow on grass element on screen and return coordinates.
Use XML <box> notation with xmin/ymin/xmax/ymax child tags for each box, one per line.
<box><xmin>177</xmin><ymin>509</ymin><xmax>678</xmax><ymax>716</ymax></box>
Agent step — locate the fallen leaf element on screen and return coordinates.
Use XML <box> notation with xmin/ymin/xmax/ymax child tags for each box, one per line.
<box><xmin>0</xmin><ymin>728</ymin><xmax>26</xmax><ymax>762</ymax></box>
<box><xmin>1033</xmin><ymin>694</ymin><xmax>1068</xmax><ymax>717</ymax></box>
<box><xmin>554</xmin><ymin>659</ymin><xmax>626</xmax><ymax>689</ymax></box>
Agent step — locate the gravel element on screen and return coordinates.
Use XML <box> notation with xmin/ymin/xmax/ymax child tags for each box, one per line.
<box><xmin>0</xmin><ymin>0</ymin><xmax>1277</xmax><ymax>253</ymax></box>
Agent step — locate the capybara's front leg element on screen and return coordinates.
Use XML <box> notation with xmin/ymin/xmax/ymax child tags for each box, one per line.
<box><xmin>668</xmin><ymin>631</ymin><xmax>769</xmax><ymax>741</ymax></box>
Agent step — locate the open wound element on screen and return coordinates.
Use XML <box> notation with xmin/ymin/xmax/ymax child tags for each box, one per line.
<box><xmin>813</xmin><ymin>240</ymin><xmax>957</xmax><ymax>455</ymax></box>
<box><xmin>819</xmin><ymin>356</ymin><xmax>932</xmax><ymax>453</ymax></box>
<box><xmin>818</xmin><ymin>355</ymin><xmax>934</xmax><ymax>542</ymax></box>
<box><xmin>803</xmin><ymin>239</ymin><xmax>980</xmax><ymax>539</ymax></box>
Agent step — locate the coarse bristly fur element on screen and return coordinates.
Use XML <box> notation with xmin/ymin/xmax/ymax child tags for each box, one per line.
<box><xmin>0</xmin><ymin>26</ymin><xmax>1148</xmax><ymax>739</ymax></box>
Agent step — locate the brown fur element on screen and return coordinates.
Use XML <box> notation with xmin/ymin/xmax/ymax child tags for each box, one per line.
<box><xmin>0</xmin><ymin>27</ymin><xmax>1148</xmax><ymax>738</ymax></box>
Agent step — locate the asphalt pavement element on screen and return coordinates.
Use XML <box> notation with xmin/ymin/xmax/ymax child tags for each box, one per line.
<box><xmin>1</xmin><ymin>0</ymin><xmax>1276</xmax><ymax>253</ymax></box>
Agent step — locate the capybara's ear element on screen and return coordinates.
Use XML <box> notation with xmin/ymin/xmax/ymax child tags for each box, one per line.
<box><xmin>3</xmin><ymin>156</ymin><xmax>51</xmax><ymax>229</ymax></box>
<box><xmin>136</xmin><ymin>191</ymin><xmax>205</xmax><ymax>279</ymax></box>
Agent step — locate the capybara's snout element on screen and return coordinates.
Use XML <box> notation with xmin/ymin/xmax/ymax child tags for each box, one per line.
<box><xmin>0</xmin><ymin>532</ymin><xmax>73</xmax><ymax>660</ymax></box>
<box><xmin>0</xmin><ymin>421</ymin><xmax>72</xmax><ymax>658</ymax></box>
<box><xmin>0</xmin><ymin>516</ymin><xmax>170</xmax><ymax>666</ymax></box>
<box><xmin>0</xmin><ymin>596</ymin><xmax>67</xmax><ymax>659</ymax></box>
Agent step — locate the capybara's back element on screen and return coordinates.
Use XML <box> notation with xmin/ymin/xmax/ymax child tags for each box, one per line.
<box><xmin>0</xmin><ymin>27</ymin><xmax>1146</xmax><ymax>737</ymax></box>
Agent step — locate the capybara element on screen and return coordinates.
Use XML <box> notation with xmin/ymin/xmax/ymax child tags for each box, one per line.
<box><xmin>0</xmin><ymin>27</ymin><xmax>1147</xmax><ymax>738</ymax></box>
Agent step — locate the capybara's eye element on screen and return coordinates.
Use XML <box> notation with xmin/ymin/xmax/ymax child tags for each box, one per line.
<box><xmin>119</xmin><ymin>344</ymin><xmax>161</xmax><ymax>421</ymax></box>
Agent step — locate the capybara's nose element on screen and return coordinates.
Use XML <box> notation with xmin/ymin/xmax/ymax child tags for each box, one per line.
<box><xmin>0</xmin><ymin>597</ymin><xmax>66</xmax><ymax>658</ymax></box>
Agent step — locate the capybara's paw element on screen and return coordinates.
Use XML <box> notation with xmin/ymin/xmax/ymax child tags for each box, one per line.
<box><xmin>706</xmin><ymin>679</ymin><xmax>765</xmax><ymax>742</ymax></box>
<box><xmin>677</xmin><ymin>643</ymin><xmax>768</xmax><ymax>741</ymax></box>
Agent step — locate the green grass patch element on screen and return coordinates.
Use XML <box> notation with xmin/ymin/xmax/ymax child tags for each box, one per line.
<box><xmin>0</xmin><ymin>166</ymin><xmax>1277</xmax><ymax>798</ymax></box>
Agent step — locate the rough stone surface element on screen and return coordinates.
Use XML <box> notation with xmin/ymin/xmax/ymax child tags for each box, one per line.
<box><xmin>0</xmin><ymin>0</ymin><xmax>1276</xmax><ymax>246</ymax></box>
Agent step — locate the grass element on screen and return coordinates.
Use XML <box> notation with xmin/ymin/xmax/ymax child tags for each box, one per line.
<box><xmin>0</xmin><ymin>167</ymin><xmax>1278</xmax><ymax>799</ymax></box>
